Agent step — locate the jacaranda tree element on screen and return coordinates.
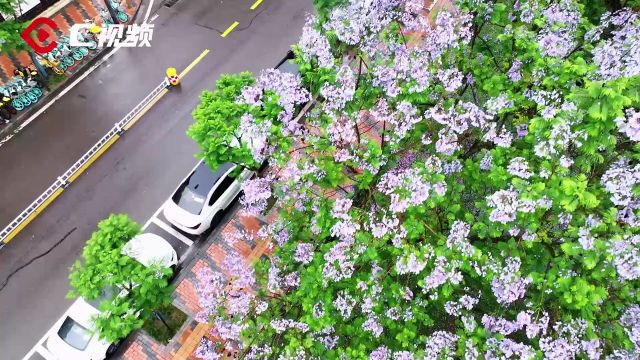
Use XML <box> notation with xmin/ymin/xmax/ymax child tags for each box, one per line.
<box><xmin>190</xmin><ymin>0</ymin><xmax>640</xmax><ymax>358</ymax></box>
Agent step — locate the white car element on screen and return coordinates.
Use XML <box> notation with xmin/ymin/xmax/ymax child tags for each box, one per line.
<box><xmin>121</xmin><ymin>233</ymin><xmax>178</xmax><ymax>269</ymax></box>
<box><xmin>40</xmin><ymin>298</ymin><xmax>113</xmax><ymax>360</ymax></box>
<box><xmin>163</xmin><ymin>161</ymin><xmax>253</xmax><ymax>235</ymax></box>
<box><xmin>24</xmin><ymin>234</ymin><xmax>178</xmax><ymax>360</ymax></box>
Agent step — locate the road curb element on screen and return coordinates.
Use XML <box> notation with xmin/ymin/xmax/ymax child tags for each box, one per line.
<box><xmin>0</xmin><ymin>0</ymin><xmax>147</xmax><ymax>145</ymax></box>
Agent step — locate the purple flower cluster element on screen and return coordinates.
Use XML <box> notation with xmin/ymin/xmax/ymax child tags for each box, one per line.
<box><xmin>620</xmin><ymin>305</ymin><xmax>640</xmax><ymax>352</ymax></box>
<box><xmin>255</xmin><ymin>69</ymin><xmax>310</xmax><ymax>135</ymax></box>
<box><xmin>602</xmin><ymin>158</ymin><xmax>640</xmax><ymax>208</ymax></box>
<box><xmin>294</xmin><ymin>242</ymin><xmax>314</xmax><ymax>264</ymax></box>
<box><xmin>490</xmin><ymin>257</ymin><xmax>531</xmax><ymax>305</ymax></box>
<box><xmin>507</xmin><ymin>59</ymin><xmax>523</xmax><ymax>82</ymax></box>
<box><xmin>238</xmin><ymin>113</ymin><xmax>271</xmax><ymax>163</ymax></box>
<box><xmin>482</xmin><ymin>310</ymin><xmax>549</xmax><ymax>338</ymax></box>
<box><xmin>608</xmin><ymin>234</ymin><xmax>640</xmax><ymax>281</ymax></box>
<box><xmin>423</xmin><ymin>256</ymin><xmax>462</xmax><ymax>292</ymax></box>
<box><xmin>486</xmin><ymin>188</ymin><xmax>520</xmax><ymax>224</ymax></box>
<box><xmin>321</xmin><ymin>65</ymin><xmax>356</xmax><ymax>114</ymax></box>
<box><xmin>269</xmin><ymin>319</ymin><xmax>309</xmax><ymax>334</ymax></box>
<box><xmin>424</xmin><ymin>331</ymin><xmax>458</xmax><ymax>360</ymax></box>
<box><xmin>240</xmin><ymin>177</ymin><xmax>272</xmax><ymax>216</ymax></box>
<box><xmin>615</xmin><ymin>109</ymin><xmax>640</xmax><ymax>141</ymax></box>
<box><xmin>446</xmin><ymin>221</ymin><xmax>473</xmax><ymax>257</ymax></box>
<box><xmin>378</xmin><ymin>168</ymin><xmax>444</xmax><ymax>213</ymax></box>
<box><xmin>299</xmin><ymin>16</ymin><xmax>333</xmax><ymax>68</ymax></box>
<box><xmin>507</xmin><ymin>157</ymin><xmax>533</xmax><ymax>179</ymax></box>
<box><xmin>536</xmin><ymin>0</ymin><xmax>581</xmax><ymax>58</ymax></box>
<box><xmin>194</xmin><ymin>338</ymin><xmax>220</xmax><ymax>360</ymax></box>
<box><xmin>590</xmin><ymin>10</ymin><xmax>640</xmax><ymax>81</ymax></box>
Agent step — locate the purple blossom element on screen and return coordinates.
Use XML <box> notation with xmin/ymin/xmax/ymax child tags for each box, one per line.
<box><xmin>507</xmin><ymin>60</ymin><xmax>523</xmax><ymax>82</ymax></box>
<box><xmin>393</xmin><ymin>351</ymin><xmax>414</xmax><ymax>360</ymax></box>
<box><xmin>424</xmin><ymin>331</ymin><xmax>458</xmax><ymax>360</ymax></box>
<box><xmin>333</xmin><ymin>291</ymin><xmax>356</xmax><ymax>319</ymax></box>
<box><xmin>299</xmin><ymin>16</ymin><xmax>333</xmax><ymax>68</ymax></box>
<box><xmin>321</xmin><ymin>65</ymin><xmax>356</xmax><ymax>113</ymax></box>
<box><xmin>608</xmin><ymin>234</ymin><xmax>640</xmax><ymax>281</ymax></box>
<box><xmin>239</xmin><ymin>86</ymin><xmax>262</xmax><ymax>106</ymax></box>
<box><xmin>396</xmin><ymin>252</ymin><xmax>429</xmax><ymax>275</ymax></box>
<box><xmin>294</xmin><ymin>243</ymin><xmax>314</xmax><ymax>264</ymax></box>
<box><xmin>370</xmin><ymin>346</ymin><xmax>390</xmax><ymax>360</ymax></box>
<box><xmin>423</xmin><ymin>257</ymin><xmax>462</xmax><ymax>291</ymax></box>
<box><xmin>516</xmin><ymin>124</ymin><xmax>528</xmax><ymax>138</ymax></box>
<box><xmin>491</xmin><ymin>257</ymin><xmax>531</xmax><ymax>305</ymax></box>
<box><xmin>480</xmin><ymin>151</ymin><xmax>493</xmax><ymax>171</ymax></box>
<box><xmin>602</xmin><ymin>159</ymin><xmax>640</xmax><ymax>208</ymax></box>
<box><xmin>240</xmin><ymin>177</ymin><xmax>272</xmax><ymax>216</ymax></box>
<box><xmin>487</xmin><ymin>188</ymin><xmax>520</xmax><ymax>224</ymax></box>
<box><xmin>270</xmin><ymin>319</ymin><xmax>309</xmax><ymax>334</ymax></box>
<box><xmin>446</xmin><ymin>221</ymin><xmax>473</xmax><ymax>257</ymax></box>
<box><xmin>363</xmin><ymin>315</ymin><xmax>384</xmax><ymax>337</ymax></box>
<box><xmin>620</xmin><ymin>305</ymin><xmax>640</xmax><ymax>351</ymax></box>
<box><xmin>437</xmin><ymin>68</ymin><xmax>464</xmax><ymax>92</ymax></box>
<box><xmin>378</xmin><ymin>168</ymin><xmax>438</xmax><ymax>213</ymax></box>
<box><xmin>507</xmin><ymin>157</ymin><xmax>533</xmax><ymax>179</ymax></box>
<box><xmin>615</xmin><ymin>109</ymin><xmax>640</xmax><ymax>141</ymax></box>
<box><xmin>194</xmin><ymin>338</ymin><xmax>220</xmax><ymax>360</ymax></box>
<box><xmin>590</xmin><ymin>10</ymin><xmax>640</xmax><ymax>81</ymax></box>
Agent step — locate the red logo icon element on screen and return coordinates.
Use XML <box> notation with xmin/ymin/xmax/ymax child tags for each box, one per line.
<box><xmin>21</xmin><ymin>17</ymin><xmax>59</xmax><ymax>53</ymax></box>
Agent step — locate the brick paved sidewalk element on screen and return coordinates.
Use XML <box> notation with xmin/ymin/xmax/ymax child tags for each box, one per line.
<box><xmin>116</xmin><ymin>205</ymin><xmax>276</xmax><ymax>360</ymax></box>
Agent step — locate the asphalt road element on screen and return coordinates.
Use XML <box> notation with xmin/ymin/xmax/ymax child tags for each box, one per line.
<box><xmin>0</xmin><ymin>0</ymin><xmax>313</xmax><ymax>358</ymax></box>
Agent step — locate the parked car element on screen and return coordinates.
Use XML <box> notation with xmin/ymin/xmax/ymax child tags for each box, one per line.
<box><xmin>41</xmin><ymin>298</ymin><xmax>113</xmax><ymax>360</ymax></box>
<box><xmin>121</xmin><ymin>233</ymin><xmax>178</xmax><ymax>269</ymax></box>
<box><xmin>163</xmin><ymin>161</ymin><xmax>253</xmax><ymax>235</ymax></box>
<box><xmin>24</xmin><ymin>234</ymin><xmax>177</xmax><ymax>360</ymax></box>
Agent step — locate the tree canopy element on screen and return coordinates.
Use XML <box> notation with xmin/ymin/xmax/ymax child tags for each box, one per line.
<box><xmin>191</xmin><ymin>0</ymin><xmax>640</xmax><ymax>358</ymax></box>
<box><xmin>68</xmin><ymin>214</ymin><xmax>173</xmax><ymax>342</ymax></box>
<box><xmin>0</xmin><ymin>0</ymin><xmax>27</xmax><ymax>54</ymax></box>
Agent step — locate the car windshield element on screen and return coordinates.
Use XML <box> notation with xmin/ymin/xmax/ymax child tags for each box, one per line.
<box><xmin>86</xmin><ymin>285</ymin><xmax>118</xmax><ymax>309</ymax></box>
<box><xmin>57</xmin><ymin>317</ymin><xmax>92</xmax><ymax>350</ymax></box>
<box><xmin>173</xmin><ymin>162</ymin><xmax>234</xmax><ymax>215</ymax></box>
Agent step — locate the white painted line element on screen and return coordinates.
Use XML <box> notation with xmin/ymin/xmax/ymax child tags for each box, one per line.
<box><xmin>149</xmin><ymin>13</ymin><xmax>159</xmax><ymax>23</ymax></box>
<box><xmin>143</xmin><ymin>0</ymin><xmax>154</xmax><ymax>23</ymax></box>
<box><xmin>151</xmin><ymin>217</ymin><xmax>194</xmax><ymax>246</ymax></box>
<box><xmin>0</xmin><ymin>46</ymin><xmax>122</xmax><ymax>148</ymax></box>
<box><xmin>143</xmin><ymin>203</ymin><xmax>165</xmax><ymax>230</ymax></box>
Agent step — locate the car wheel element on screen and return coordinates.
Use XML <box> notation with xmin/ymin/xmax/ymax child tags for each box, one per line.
<box><xmin>105</xmin><ymin>339</ymin><xmax>122</xmax><ymax>357</ymax></box>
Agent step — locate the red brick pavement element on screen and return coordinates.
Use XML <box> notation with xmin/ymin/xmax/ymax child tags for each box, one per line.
<box><xmin>119</xmin><ymin>208</ymin><xmax>271</xmax><ymax>360</ymax></box>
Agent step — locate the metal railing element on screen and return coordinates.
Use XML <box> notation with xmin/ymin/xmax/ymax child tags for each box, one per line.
<box><xmin>0</xmin><ymin>79</ymin><xmax>170</xmax><ymax>247</ymax></box>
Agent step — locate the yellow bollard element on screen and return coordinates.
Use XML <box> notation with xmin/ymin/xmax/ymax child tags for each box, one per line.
<box><xmin>166</xmin><ymin>67</ymin><xmax>180</xmax><ymax>86</ymax></box>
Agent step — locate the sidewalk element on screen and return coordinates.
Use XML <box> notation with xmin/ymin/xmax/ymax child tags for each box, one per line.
<box><xmin>115</xmin><ymin>206</ymin><xmax>277</xmax><ymax>360</ymax></box>
<box><xmin>0</xmin><ymin>0</ymin><xmax>142</xmax><ymax>139</ymax></box>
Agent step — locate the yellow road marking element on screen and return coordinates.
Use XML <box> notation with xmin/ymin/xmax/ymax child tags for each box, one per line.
<box><xmin>2</xmin><ymin>49</ymin><xmax>213</xmax><ymax>245</ymax></box>
<box><xmin>179</xmin><ymin>49</ymin><xmax>210</xmax><ymax>78</ymax></box>
<box><xmin>124</xmin><ymin>88</ymin><xmax>170</xmax><ymax>131</ymax></box>
<box><xmin>68</xmin><ymin>135</ymin><xmax>120</xmax><ymax>183</ymax></box>
<box><xmin>250</xmin><ymin>0</ymin><xmax>263</xmax><ymax>10</ymax></box>
<box><xmin>2</xmin><ymin>188</ymin><xmax>64</xmax><ymax>244</ymax></box>
<box><xmin>221</xmin><ymin>21</ymin><xmax>239</xmax><ymax>37</ymax></box>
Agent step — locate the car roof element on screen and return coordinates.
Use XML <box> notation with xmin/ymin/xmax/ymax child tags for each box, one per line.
<box><xmin>121</xmin><ymin>233</ymin><xmax>176</xmax><ymax>268</ymax></box>
<box><xmin>188</xmin><ymin>162</ymin><xmax>234</xmax><ymax>197</ymax></box>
